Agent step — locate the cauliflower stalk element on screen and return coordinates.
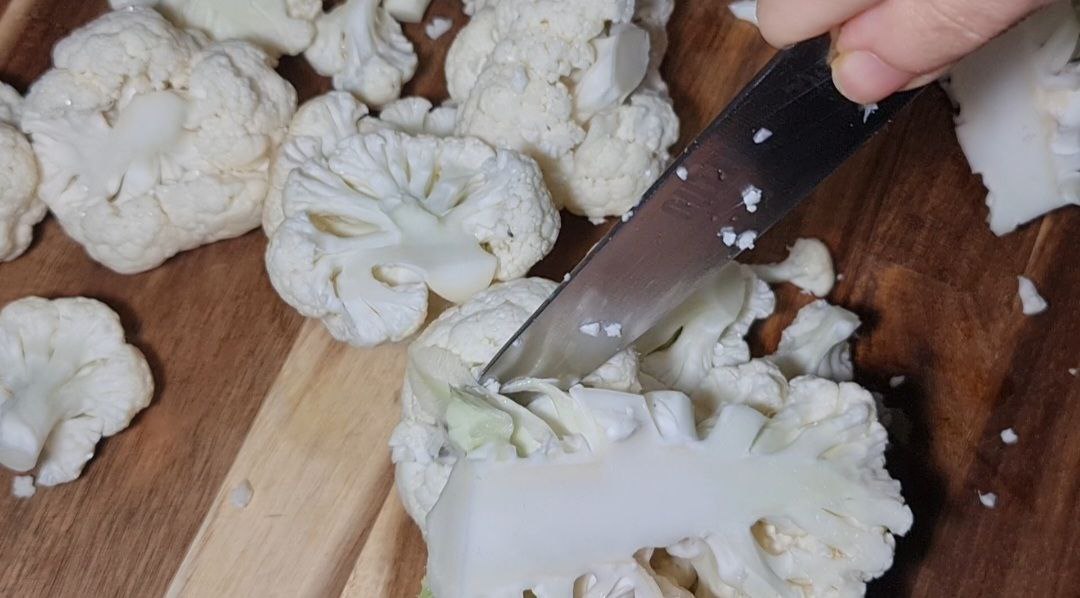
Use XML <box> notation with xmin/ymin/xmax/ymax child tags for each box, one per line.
<box><xmin>0</xmin><ymin>82</ymin><xmax>46</xmax><ymax>262</ymax></box>
<box><xmin>447</xmin><ymin>0</ymin><xmax>680</xmax><ymax>220</ymax></box>
<box><xmin>305</xmin><ymin>0</ymin><xmax>418</xmax><ymax>107</ymax></box>
<box><xmin>109</xmin><ymin>0</ymin><xmax>321</xmax><ymax>57</ymax></box>
<box><xmin>0</xmin><ymin>297</ymin><xmax>153</xmax><ymax>487</ymax></box>
<box><xmin>265</xmin><ymin>129</ymin><xmax>559</xmax><ymax>347</ymax></box>
<box><xmin>392</xmin><ymin>267</ymin><xmax>910</xmax><ymax>598</ymax></box>
<box><xmin>21</xmin><ymin>8</ymin><xmax>296</xmax><ymax>274</ymax></box>
<box><xmin>947</xmin><ymin>0</ymin><xmax>1080</xmax><ymax>235</ymax></box>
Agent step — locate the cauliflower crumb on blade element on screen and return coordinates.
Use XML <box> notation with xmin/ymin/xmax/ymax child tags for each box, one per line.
<box><xmin>0</xmin><ymin>297</ymin><xmax>153</xmax><ymax>489</ymax></box>
<box><xmin>0</xmin><ymin>82</ymin><xmax>46</xmax><ymax>263</ymax></box>
<box><xmin>21</xmin><ymin>7</ymin><xmax>297</xmax><ymax>274</ymax></box>
<box><xmin>392</xmin><ymin>267</ymin><xmax>911</xmax><ymax>598</ymax></box>
<box><xmin>264</xmin><ymin>117</ymin><xmax>559</xmax><ymax>348</ymax></box>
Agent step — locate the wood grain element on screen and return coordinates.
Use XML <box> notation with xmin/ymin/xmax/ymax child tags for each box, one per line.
<box><xmin>0</xmin><ymin>1</ymin><xmax>1077</xmax><ymax>597</ymax></box>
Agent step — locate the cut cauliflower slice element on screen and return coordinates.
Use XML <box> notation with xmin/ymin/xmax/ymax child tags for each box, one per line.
<box><xmin>0</xmin><ymin>297</ymin><xmax>153</xmax><ymax>487</ymax></box>
<box><xmin>109</xmin><ymin>0</ymin><xmax>321</xmax><ymax>57</ymax></box>
<box><xmin>751</xmin><ymin>238</ymin><xmax>836</xmax><ymax>297</ymax></box>
<box><xmin>0</xmin><ymin>82</ymin><xmax>45</xmax><ymax>262</ymax></box>
<box><xmin>768</xmin><ymin>300</ymin><xmax>860</xmax><ymax>381</ymax></box>
<box><xmin>391</xmin><ymin>278</ymin><xmax>909</xmax><ymax>598</ymax></box>
<box><xmin>305</xmin><ymin>0</ymin><xmax>418</xmax><ymax>107</ymax></box>
<box><xmin>265</xmin><ymin>129</ymin><xmax>559</xmax><ymax>347</ymax></box>
<box><xmin>263</xmin><ymin>92</ymin><xmax>457</xmax><ymax>233</ymax></box>
<box><xmin>21</xmin><ymin>8</ymin><xmax>296</xmax><ymax>274</ymax></box>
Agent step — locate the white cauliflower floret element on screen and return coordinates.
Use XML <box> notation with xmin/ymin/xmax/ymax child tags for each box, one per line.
<box><xmin>109</xmin><ymin>0</ymin><xmax>321</xmax><ymax>57</ymax></box>
<box><xmin>0</xmin><ymin>82</ymin><xmax>46</xmax><ymax>262</ymax></box>
<box><xmin>0</xmin><ymin>297</ymin><xmax>153</xmax><ymax>487</ymax></box>
<box><xmin>637</xmin><ymin>264</ymin><xmax>775</xmax><ymax>394</ymax></box>
<box><xmin>768</xmin><ymin>300</ymin><xmax>860</xmax><ymax>381</ymax></box>
<box><xmin>305</xmin><ymin>0</ymin><xmax>418</xmax><ymax>107</ymax></box>
<box><xmin>447</xmin><ymin>0</ymin><xmax>679</xmax><ymax>219</ymax></box>
<box><xmin>384</xmin><ymin>0</ymin><xmax>434</xmax><ymax>23</ymax></box>
<box><xmin>552</xmin><ymin>90</ymin><xmax>679</xmax><ymax>219</ymax></box>
<box><xmin>265</xmin><ymin>130</ymin><xmax>559</xmax><ymax>347</ymax></box>
<box><xmin>751</xmin><ymin>238</ymin><xmax>836</xmax><ymax>297</ymax></box>
<box><xmin>263</xmin><ymin>92</ymin><xmax>457</xmax><ymax>233</ymax></box>
<box><xmin>21</xmin><ymin>8</ymin><xmax>296</xmax><ymax>274</ymax></box>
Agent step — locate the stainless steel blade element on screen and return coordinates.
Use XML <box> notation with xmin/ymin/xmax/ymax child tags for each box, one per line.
<box><xmin>482</xmin><ymin>36</ymin><xmax>919</xmax><ymax>385</ymax></box>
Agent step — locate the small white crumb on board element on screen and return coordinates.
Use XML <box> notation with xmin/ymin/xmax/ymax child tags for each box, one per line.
<box><xmin>230</xmin><ymin>479</ymin><xmax>254</xmax><ymax>508</ymax></box>
<box><xmin>978</xmin><ymin>491</ymin><xmax>998</xmax><ymax>509</ymax></box>
<box><xmin>425</xmin><ymin>17</ymin><xmax>453</xmax><ymax>40</ymax></box>
<box><xmin>1000</xmin><ymin>428</ymin><xmax>1019</xmax><ymax>445</ymax></box>
<box><xmin>741</xmin><ymin>184</ymin><xmax>762</xmax><ymax>212</ymax></box>
<box><xmin>1017</xmin><ymin>276</ymin><xmax>1048</xmax><ymax>315</ymax></box>
<box><xmin>861</xmin><ymin>103</ymin><xmax>878</xmax><ymax>123</ymax></box>
<box><xmin>1069</xmin><ymin>367</ymin><xmax>1078</xmax><ymax>376</ymax></box>
<box><xmin>889</xmin><ymin>375</ymin><xmax>906</xmax><ymax>388</ymax></box>
<box><xmin>753</xmin><ymin>128</ymin><xmax>772</xmax><ymax>143</ymax></box>
<box><xmin>12</xmin><ymin>475</ymin><xmax>35</xmax><ymax>499</ymax></box>
<box><xmin>736</xmin><ymin>230</ymin><xmax>757</xmax><ymax>250</ymax></box>
<box><xmin>620</xmin><ymin>210</ymin><xmax>633</xmax><ymax>222</ymax></box>
<box><xmin>718</xmin><ymin>226</ymin><xmax>737</xmax><ymax>247</ymax></box>
<box><xmin>675</xmin><ymin>166</ymin><xmax>689</xmax><ymax>181</ymax></box>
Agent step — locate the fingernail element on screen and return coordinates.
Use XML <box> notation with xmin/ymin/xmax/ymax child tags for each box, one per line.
<box><xmin>831</xmin><ymin>50</ymin><xmax>913</xmax><ymax>104</ymax></box>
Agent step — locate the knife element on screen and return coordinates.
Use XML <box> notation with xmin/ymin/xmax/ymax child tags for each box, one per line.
<box><xmin>482</xmin><ymin>35</ymin><xmax>919</xmax><ymax>385</ymax></box>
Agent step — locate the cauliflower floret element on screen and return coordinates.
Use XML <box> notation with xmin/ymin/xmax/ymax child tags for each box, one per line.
<box><xmin>263</xmin><ymin>92</ymin><xmax>457</xmax><ymax>233</ymax></box>
<box><xmin>265</xmin><ymin>130</ymin><xmax>559</xmax><ymax>347</ymax></box>
<box><xmin>751</xmin><ymin>238</ymin><xmax>836</xmax><ymax>297</ymax></box>
<box><xmin>768</xmin><ymin>300</ymin><xmax>860</xmax><ymax>381</ymax></box>
<box><xmin>21</xmin><ymin>8</ymin><xmax>296</xmax><ymax>274</ymax></box>
<box><xmin>447</xmin><ymin>0</ymin><xmax>679</xmax><ymax>219</ymax></box>
<box><xmin>0</xmin><ymin>82</ymin><xmax>46</xmax><ymax>262</ymax></box>
<box><xmin>305</xmin><ymin>0</ymin><xmax>418</xmax><ymax>107</ymax></box>
<box><xmin>109</xmin><ymin>0</ymin><xmax>321</xmax><ymax>56</ymax></box>
<box><xmin>0</xmin><ymin>297</ymin><xmax>153</xmax><ymax>486</ymax></box>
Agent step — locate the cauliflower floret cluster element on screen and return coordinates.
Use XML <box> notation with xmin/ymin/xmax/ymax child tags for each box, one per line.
<box><xmin>305</xmin><ymin>0</ymin><xmax>419</xmax><ymax>107</ymax></box>
<box><xmin>0</xmin><ymin>82</ymin><xmax>46</xmax><ymax>262</ymax></box>
<box><xmin>392</xmin><ymin>269</ymin><xmax>910</xmax><ymax>598</ymax></box>
<box><xmin>21</xmin><ymin>8</ymin><xmax>297</xmax><ymax>274</ymax></box>
<box><xmin>447</xmin><ymin>0</ymin><xmax>680</xmax><ymax>220</ymax></box>
<box><xmin>109</xmin><ymin>0</ymin><xmax>321</xmax><ymax>57</ymax></box>
<box><xmin>0</xmin><ymin>297</ymin><xmax>154</xmax><ymax>488</ymax></box>
<box><xmin>265</xmin><ymin>127</ymin><xmax>560</xmax><ymax>347</ymax></box>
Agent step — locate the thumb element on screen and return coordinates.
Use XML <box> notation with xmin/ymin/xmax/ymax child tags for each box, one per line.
<box><xmin>830</xmin><ymin>0</ymin><xmax>1054</xmax><ymax>103</ymax></box>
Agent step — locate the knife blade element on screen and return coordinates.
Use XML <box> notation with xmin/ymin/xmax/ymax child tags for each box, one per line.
<box><xmin>482</xmin><ymin>35</ymin><xmax>919</xmax><ymax>385</ymax></box>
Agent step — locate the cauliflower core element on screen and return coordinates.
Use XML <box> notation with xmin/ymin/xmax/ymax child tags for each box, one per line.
<box><xmin>109</xmin><ymin>0</ymin><xmax>321</xmax><ymax>56</ymax></box>
<box><xmin>0</xmin><ymin>297</ymin><xmax>153</xmax><ymax>487</ymax></box>
<box><xmin>306</xmin><ymin>0</ymin><xmax>419</xmax><ymax>107</ymax></box>
<box><xmin>265</xmin><ymin>128</ymin><xmax>559</xmax><ymax>347</ymax></box>
<box><xmin>0</xmin><ymin>82</ymin><xmax>46</xmax><ymax>262</ymax></box>
<box><xmin>446</xmin><ymin>0</ymin><xmax>680</xmax><ymax>219</ymax></box>
<box><xmin>393</xmin><ymin>267</ymin><xmax>910</xmax><ymax>598</ymax></box>
<box><xmin>21</xmin><ymin>8</ymin><xmax>296</xmax><ymax>274</ymax></box>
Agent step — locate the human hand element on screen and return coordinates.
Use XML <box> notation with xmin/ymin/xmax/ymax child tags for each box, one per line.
<box><xmin>755</xmin><ymin>0</ymin><xmax>1055</xmax><ymax>103</ymax></box>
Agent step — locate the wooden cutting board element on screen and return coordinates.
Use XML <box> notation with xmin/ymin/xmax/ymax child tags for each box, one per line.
<box><xmin>1</xmin><ymin>1</ymin><xmax>1078</xmax><ymax>597</ymax></box>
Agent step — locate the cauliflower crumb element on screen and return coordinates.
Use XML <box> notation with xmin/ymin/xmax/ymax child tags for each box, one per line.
<box><xmin>1000</xmin><ymin>428</ymin><xmax>1019</xmax><ymax>445</ymax></box>
<box><xmin>736</xmin><ymin>230</ymin><xmax>758</xmax><ymax>250</ymax></box>
<box><xmin>837</xmin><ymin>273</ymin><xmax>846</xmax><ymax>281</ymax></box>
<box><xmin>718</xmin><ymin>227</ymin><xmax>737</xmax><ymax>247</ymax></box>
<box><xmin>889</xmin><ymin>375</ymin><xmax>906</xmax><ymax>388</ymax></box>
<box><xmin>978</xmin><ymin>491</ymin><xmax>998</xmax><ymax>509</ymax></box>
<box><xmin>12</xmin><ymin>475</ymin><xmax>35</xmax><ymax>499</ymax></box>
<box><xmin>675</xmin><ymin>165</ymin><xmax>689</xmax><ymax>181</ymax></box>
<box><xmin>621</xmin><ymin>210</ymin><xmax>634</xmax><ymax>222</ymax></box>
<box><xmin>1017</xmin><ymin>276</ymin><xmax>1048</xmax><ymax>315</ymax></box>
<box><xmin>603</xmin><ymin>322</ymin><xmax>623</xmax><ymax>338</ymax></box>
<box><xmin>425</xmin><ymin>17</ymin><xmax>453</xmax><ymax>40</ymax></box>
<box><xmin>741</xmin><ymin>184</ymin><xmax>762</xmax><ymax>212</ymax></box>
<box><xmin>1070</xmin><ymin>367</ymin><xmax>1078</xmax><ymax>376</ymax></box>
<box><xmin>230</xmin><ymin>479</ymin><xmax>254</xmax><ymax>508</ymax></box>
<box><xmin>752</xmin><ymin>128</ymin><xmax>773</xmax><ymax>143</ymax></box>
<box><xmin>862</xmin><ymin>103</ymin><xmax>879</xmax><ymax>123</ymax></box>
<box><xmin>563</xmin><ymin>272</ymin><xmax>571</xmax><ymax>282</ymax></box>
<box><xmin>579</xmin><ymin>322</ymin><xmax>602</xmax><ymax>337</ymax></box>
<box><xmin>728</xmin><ymin>0</ymin><xmax>758</xmax><ymax>24</ymax></box>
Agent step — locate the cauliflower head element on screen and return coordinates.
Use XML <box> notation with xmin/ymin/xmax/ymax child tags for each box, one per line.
<box><xmin>0</xmin><ymin>297</ymin><xmax>153</xmax><ymax>487</ymax></box>
<box><xmin>265</xmin><ymin>129</ymin><xmax>559</xmax><ymax>347</ymax></box>
<box><xmin>447</xmin><ymin>0</ymin><xmax>679</xmax><ymax>218</ymax></box>
<box><xmin>0</xmin><ymin>82</ymin><xmax>46</xmax><ymax>262</ymax></box>
<box><xmin>109</xmin><ymin>0</ymin><xmax>321</xmax><ymax>56</ymax></box>
<box><xmin>391</xmin><ymin>273</ymin><xmax>910</xmax><ymax>598</ymax></box>
<box><xmin>264</xmin><ymin>92</ymin><xmax>458</xmax><ymax>233</ymax></box>
<box><xmin>21</xmin><ymin>8</ymin><xmax>297</xmax><ymax>274</ymax></box>
<box><xmin>305</xmin><ymin>0</ymin><xmax>418</xmax><ymax>107</ymax></box>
